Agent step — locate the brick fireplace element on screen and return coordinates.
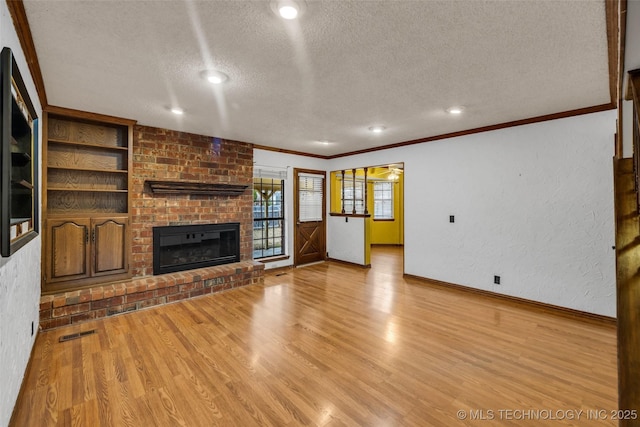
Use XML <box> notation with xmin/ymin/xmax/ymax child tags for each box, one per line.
<box><xmin>132</xmin><ymin>125</ymin><xmax>254</xmax><ymax>275</ymax></box>
<box><xmin>39</xmin><ymin>126</ymin><xmax>263</xmax><ymax>330</ymax></box>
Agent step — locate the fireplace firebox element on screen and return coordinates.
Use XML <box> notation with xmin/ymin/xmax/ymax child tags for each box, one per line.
<box><xmin>153</xmin><ymin>223</ymin><xmax>240</xmax><ymax>275</ymax></box>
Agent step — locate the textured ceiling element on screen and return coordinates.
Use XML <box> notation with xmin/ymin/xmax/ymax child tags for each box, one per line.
<box><xmin>23</xmin><ymin>0</ymin><xmax>610</xmax><ymax>157</ymax></box>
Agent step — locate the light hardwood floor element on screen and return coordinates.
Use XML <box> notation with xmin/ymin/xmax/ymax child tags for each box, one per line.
<box><xmin>11</xmin><ymin>246</ymin><xmax>617</xmax><ymax>426</ymax></box>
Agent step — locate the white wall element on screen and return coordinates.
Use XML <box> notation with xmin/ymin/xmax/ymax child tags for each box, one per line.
<box><xmin>330</xmin><ymin>110</ymin><xmax>617</xmax><ymax>317</ymax></box>
<box><xmin>252</xmin><ymin>149</ymin><xmax>325</xmax><ymax>269</ymax></box>
<box><xmin>257</xmin><ymin>111</ymin><xmax>616</xmax><ymax>316</ymax></box>
<box><xmin>622</xmin><ymin>0</ymin><xmax>640</xmax><ymax>157</ymax></box>
<box><xmin>327</xmin><ymin>216</ymin><xmax>366</xmax><ymax>265</ymax></box>
<box><xmin>0</xmin><ymin>2</ymin><xmax>43</xmax><ymax>426</ymax></box>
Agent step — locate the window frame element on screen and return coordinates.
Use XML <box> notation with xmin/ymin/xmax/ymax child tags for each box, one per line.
<box><xmin>373</xmin><ymin>180</ymin><xmax>394</xmax><ymax>220</ymax></box>
<box><xmin>252</xmin><ymin>177</ymin><xmax>285</xmax><ymax>260</ymax></box>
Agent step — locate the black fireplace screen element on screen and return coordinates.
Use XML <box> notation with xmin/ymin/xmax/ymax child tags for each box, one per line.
<box><xmin>153</xmin><ymin>223</ymin><xmax>240</xmax><ymax>275</ymax></box>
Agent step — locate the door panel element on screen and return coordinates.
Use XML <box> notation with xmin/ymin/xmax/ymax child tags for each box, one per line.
<box><xmin>294</xmin><ymin>169</ymin><xmax>326</xmax><ymax>266</ymax></box>
<box><xmin>46</xmin><ymin>219</ymin><xmax>91</xmax><ymax>283</ymax></box>
<box><xmin>296</xmin><ymin>221</ymin><xmax>325</xmax><ymax>265</ymax></box>
<box><xmin>92</xmin><ymin>217</ymin><xmax>128</xmax><ymax>276</ymax></box>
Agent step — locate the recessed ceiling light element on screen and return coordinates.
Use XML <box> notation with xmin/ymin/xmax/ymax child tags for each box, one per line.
<box><xmin>171</xmin><ymin>107</ymin><xmax>184</xmax><ymax>115</ymax></box>
<box><xmin>270</xmin><ymin>1</ymin><xmax>305</xmax><ymax>20</ymax></box>
<box><xmin>446</xmin><ymin>106</ymin><xmax>464</xmax><ymax>115</ymax></box>
<box><xmin>369</xmin><ymin>126</ymin><xmax>386</xmax><ymax>133</ymax></box>
<box><xmin>203</xmin><ymin>70</ymin><xmax>228</xmax><ymax>85</ymax></box>
<box><xmin>279</xmin><ymin>5</ymin><xmax>298</xmax><ymax>19</ymax></box>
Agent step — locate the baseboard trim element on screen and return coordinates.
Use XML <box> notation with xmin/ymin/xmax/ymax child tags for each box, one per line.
<box><xmin>403</xmin><ymin>274</ymin><xmax>616</xmax><ymax>326</ymax></box>
<box><xmin>327</xmin><ymin>258</ymin><xmax>371</xmax><ymax>269</ymax></box>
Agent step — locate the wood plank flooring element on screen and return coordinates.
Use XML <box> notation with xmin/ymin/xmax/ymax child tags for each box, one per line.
<box><xmin>11</xmin><ymin>246</ymin><xmax>617</xmax><ymax>426</ymax></box>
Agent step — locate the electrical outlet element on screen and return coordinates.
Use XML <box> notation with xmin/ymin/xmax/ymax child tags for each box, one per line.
<box><xmin>449</xmin><ymin>215</ymin><xmax>455</xmax><ymax>223</ymax></box>
<box><xmin>494</xmin><ymin>275</ymin><xmax>501</xmax><ymax>285</ymax></box>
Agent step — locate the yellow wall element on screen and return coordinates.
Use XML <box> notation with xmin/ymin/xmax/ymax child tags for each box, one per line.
<box><xmin>368</xmin><ymin>170</ymin><xmax>403</xmax><ymax>245</ymax></box>
<box><xmin>330</xmin><ymin>167</ymin><xmax>403</xmax><ymax>245</ymax></box>
<box><xmin>330</xmin><ymin>171</ymin><xmax>341</xmax><ymax>213</ymax></box>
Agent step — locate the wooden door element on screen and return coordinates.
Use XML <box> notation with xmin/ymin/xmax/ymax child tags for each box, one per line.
<box><xmin>46</xmin><ymin>218</ymin><xmax>91</xmax><ymax>283</ymax></box>
<box><xmin>294</xmin><ymin>169</ymin><xmax>326</xmax><ymax>266</ymax></box>
<box><xmin>92</xmin><ymin>217</ymin><xmax>129</xmax><ymax>277</ymax></box>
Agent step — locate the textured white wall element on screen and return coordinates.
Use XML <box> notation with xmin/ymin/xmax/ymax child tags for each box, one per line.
<box><xmin>404</xmin><ymin>112</ymin><xmax>616</xmax><ymax>317</ymax></box>
<box><xmin>330</xmin><ymin>110</ymin><xmax>617</xmax><ymax>317</ymax></box>
<box><xmin>327</xmin><ymin>216</ymin><xmax>366</xmax><ymax>265</ymax></box>
<box><xmin>252</xmin><ymin>149</ymin><xmax>325</xmax><ymax>269</ymax></box>
<box><xmin>0</xmin><ymin>2</ymin><xmax>43</xmax><ymax>426</ymax></box>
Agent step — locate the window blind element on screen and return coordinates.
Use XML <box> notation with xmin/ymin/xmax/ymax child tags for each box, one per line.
<box><xmin>298</xmin><ymin>175</ymin><xmax>323</xmax><ymax>221</ymax></box>
<box><xmin>254</xmin><ymin>165</ymin><xmax>288</xmax><ymax>180</ymax></box>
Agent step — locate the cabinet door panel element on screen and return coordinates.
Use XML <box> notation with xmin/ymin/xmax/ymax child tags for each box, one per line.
<box><xmin>46</xmin><ymin>219</ymin><xmax>90</xmax><ymax>283</ymax></box>
<box><xmin>92</xmin><ymin>217</ymin><xmax>128</xmax><ymax>276</ymax></box>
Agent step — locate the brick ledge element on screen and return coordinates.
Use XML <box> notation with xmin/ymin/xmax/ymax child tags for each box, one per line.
<box><xmin>39</xmin><ymin>261</ymin><xmax>264</xmax><ymax>330</ymax></box>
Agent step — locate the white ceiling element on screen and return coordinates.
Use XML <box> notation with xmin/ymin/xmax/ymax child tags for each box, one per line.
<box><xmin>23</xmin><ymin>0</ymin><xmax>610</xmax><ymax>157</ymax></box>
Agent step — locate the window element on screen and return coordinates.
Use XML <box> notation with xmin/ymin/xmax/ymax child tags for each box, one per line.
<box><xmin>253</xmin><ymin>178</ymin><xmax>284</xmax><ymax>259</ymax></box>
<box><xmin>342</xmin><ymin>178</ymin><xmax>366</xmax><ymax>214</ymax></box>
<box><xmin>298</xmin><ymin>174</ymin><xmax>323</xmax><ymax>221</ymax></box>
<box><xmin>373</xmin><ymin>181</ymin><xmax>394</xmax><ymax>219</ymax></box>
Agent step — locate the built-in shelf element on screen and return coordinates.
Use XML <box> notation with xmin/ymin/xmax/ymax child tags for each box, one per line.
<box><xmin>48</xmin><ymin>188</ymin><xmax>128</xmax><ymax>193</ymax></box>
<box><xmin>2</xmin><ymin>47</ymin><xmax>38</xmax><ymax>257</ymax></box>
<box><xmin>48</xmin><ymin>138</ymin><xmax>128</xmax><ymax>151</ymax></box>
<box><xmin>43</xmin><ymin>108</ymin><xmax>134</xmax><ymax>292</ymax></box>
<box><xmin>47</xmin><ymin>165</ymin><xmax>128</xmax><ymax>174</ymax></box>
<box><xmin>146</xmin><ymin>180</ymin><xmax>249</xmax><ymax>196</ymax></box>
<box><xmin>12</xmin><ymin>179</ymin><xmax>33</xmax><ymax>189</ymax></box>
<box><xmin>329</xmin><ymin>212</ymin><xmax>371</xmax><ymax>218</ymax></box>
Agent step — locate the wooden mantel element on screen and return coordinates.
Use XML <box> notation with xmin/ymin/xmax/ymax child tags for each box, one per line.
<box><xmin>146</xmin><ymin>180</ymin><xmax>249</xmax><ymax>196</ymax></box>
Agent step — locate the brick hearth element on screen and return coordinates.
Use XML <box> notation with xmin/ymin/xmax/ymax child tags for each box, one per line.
<box><xmin>39</xmin><ymin>261</ymin><xmax>264</xmax><ymax>330</ymax></box>
<box><xmin>39</xmin><ymin>125</ymin><xmax>260</xmax><ymax>330</ymax></box>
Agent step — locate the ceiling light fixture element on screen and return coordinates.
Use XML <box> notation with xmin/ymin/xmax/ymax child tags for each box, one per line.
<box><xmin>369</xmin><ymin>126</ymin><xmax>386</xmax><ymax>134</ymax></box>
<box><xmin>171</xmin><ymin>107</ymin><xmax>184</xmax><ymax>115</ymax></box>
<box><xmin>279</xmin><ymin>4</ymin><xmax>298</xmax><ymax>19</ymax></box>
<box><xmin>270</xmin><ymin>1</ymin><xmax>305</xmax><ymax>20</ymax></box>
<box><xmin>446</xmin><ymin>106</ymin><xmax>464</xmax><ymax>115</ymax></box>
<box><xmin>203</xmin><ymin>70</ymin><xmax>228</xmax><ymax>85</ymax></box>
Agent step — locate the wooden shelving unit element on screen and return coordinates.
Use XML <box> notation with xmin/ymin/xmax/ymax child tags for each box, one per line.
<box><xmin>42</xmin><ymin>106</ymin><xmax>136</xmax><ymax>293</ymax></box>
<box><xmin>1</xmin><ymin>48</ymin><xmax>38</xmax><ymax>256</ymax></box>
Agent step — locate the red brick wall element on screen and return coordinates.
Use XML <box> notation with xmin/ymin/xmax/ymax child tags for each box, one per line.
<box><xmin>131</xmin><ymin>125</ymin><xmax>253</xmax><ymax>277</ymax></box>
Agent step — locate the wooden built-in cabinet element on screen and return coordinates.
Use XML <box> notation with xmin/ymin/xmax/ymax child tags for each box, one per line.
<box><xmin>45</xmin><ymin>217</ymin><xmax>129</xmax><ymax>284</ymax></box>
<box><xmin>42</xmin><ymin>106</ymin><xmax>135</xmax><ymax>293</ymax></box>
